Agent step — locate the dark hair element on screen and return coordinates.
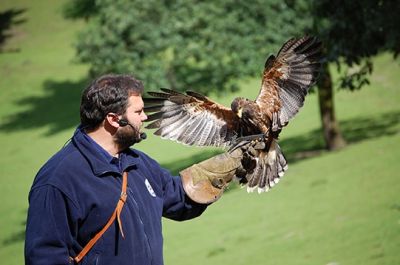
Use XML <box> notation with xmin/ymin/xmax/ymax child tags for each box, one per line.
<box><xmin>80</xmin><ymin>74</ymin><xmax>144</xmax><ymax>130</ymax></box>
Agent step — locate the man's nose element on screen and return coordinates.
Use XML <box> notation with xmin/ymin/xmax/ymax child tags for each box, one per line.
<box><xmin>142</xmin><ymin>113</ymin><xmax>148</xmax><ymax>121</ymax></box>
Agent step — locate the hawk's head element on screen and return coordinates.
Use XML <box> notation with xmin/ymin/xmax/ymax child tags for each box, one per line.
<box><xmin>231</xmin><ymin>97</ymin><xmax>250</xmax><ymax>118</ymax></box>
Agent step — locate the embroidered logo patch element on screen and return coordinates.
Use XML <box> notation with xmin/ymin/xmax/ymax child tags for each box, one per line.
<box><xmin>145</xmin><ymin>179</ymin><xmax>156</xmax><ymax>197</ymax></box>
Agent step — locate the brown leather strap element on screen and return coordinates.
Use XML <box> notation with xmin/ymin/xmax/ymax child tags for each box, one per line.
<box><xmin>72</xmin><ymin>171</ymin><xmax>128</xmax><ymax>263</ymax></box>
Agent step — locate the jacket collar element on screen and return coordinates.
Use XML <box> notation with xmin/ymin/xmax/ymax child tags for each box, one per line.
<box><xmin>72</xmin><ymin>126</ymin><xmax>139</xmax><ymax>176</ymax></box>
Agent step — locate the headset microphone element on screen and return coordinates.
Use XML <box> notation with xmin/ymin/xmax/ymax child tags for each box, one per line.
<box><xmin>139</xmin><ymin>132</ymin><xmax>147</xmax><ymax>140</ymax></box>
<box><xmin>117</xmin><ymin>119</ymin><xmax>147</xmax><ymax>141</ymax></box>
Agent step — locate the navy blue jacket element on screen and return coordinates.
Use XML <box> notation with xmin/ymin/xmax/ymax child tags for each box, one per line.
<box><xmin>25</xmin><ymin>128</ymin><xmax>207</xmax><ymax>265</ymax></box>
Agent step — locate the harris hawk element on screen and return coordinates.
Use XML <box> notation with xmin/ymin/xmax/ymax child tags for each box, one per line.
<box><xmin>144</xmin><ymin>36</ymin><xmax>322</xmax><ymax>194</ymax></box>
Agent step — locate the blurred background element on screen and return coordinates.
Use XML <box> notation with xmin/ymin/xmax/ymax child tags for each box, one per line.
<box><xmin>0</xmin><ymin>0</ymin><xmax>399</xmax><ymax>264</ymax></box>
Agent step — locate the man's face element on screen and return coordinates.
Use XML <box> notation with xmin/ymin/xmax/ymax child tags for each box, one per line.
<box><xmin>114</xmin><ymin>94</ymin><xmax>148</xmax><ymax>150</ymax></box>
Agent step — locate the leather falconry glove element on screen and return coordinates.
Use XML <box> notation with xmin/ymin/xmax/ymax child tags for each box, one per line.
<box><xmin>180</xmin><ymin>140</ymin><xmax>265</xmax><ymax>204</ymax></box>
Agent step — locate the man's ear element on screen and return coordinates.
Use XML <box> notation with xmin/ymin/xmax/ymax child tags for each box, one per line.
<box><xmin>105</xmin><ymin>113</ymin><xmax>121</xmax><ymax>128</ymax></box>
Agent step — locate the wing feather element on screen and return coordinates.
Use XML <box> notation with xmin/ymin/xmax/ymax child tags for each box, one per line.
<box><xmin>154</xmin><ymin>113</ymin><xmax>188</xmax><ymax>138</ymax></box>
<box><xmin>198</xmin><ymin>117</ymin><xmax>213</xmax><ymax>146</ymax></box>
<box><xmin>144</xmin><ymin>90</ymin><xmax>239</xmax><ymax>147</ymax></box>
<box><xmin>205</xmin><ymin>124</ymin><xmax>218</xmax><ymax>146</ymax></box>
<box><xmin>256</xmin><ymin>36</ymin><xmax>322</xmax><ymax>130</ymax></box>
<box><xmin>186</xmin><ymin>116</ymin><xmax>209</xmax><ymax>146</ymax></box>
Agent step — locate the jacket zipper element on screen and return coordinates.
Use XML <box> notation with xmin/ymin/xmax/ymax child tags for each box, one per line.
<box><xmin>128</xmin><ymin>186</ymin><xmax>153</xmax><ymax>264</ymax></box>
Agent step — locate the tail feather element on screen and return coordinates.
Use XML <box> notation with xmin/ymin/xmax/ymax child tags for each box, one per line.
<box><xmin>246</xmin><ymin>140</ymin><xmax>288</xmax><ymax>193</ymax></box>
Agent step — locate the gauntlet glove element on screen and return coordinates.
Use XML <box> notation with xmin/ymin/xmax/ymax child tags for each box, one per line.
<box><xmin>180</xmin><ymin>141</ymin><xmax>265</xmax><ymax>204</ymax></box>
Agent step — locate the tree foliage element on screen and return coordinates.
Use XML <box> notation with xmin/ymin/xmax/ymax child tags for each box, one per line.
<box><xmin>63</xmin><ymin>0</ymin><xmax>97</xmax><ymax>21</ymax></box>
<box><xmin>65</xmin><ymin>0</ymin><xmax>400</xmax><ymax>93</ymax></box>
<box><xmin>309</xmin><ymin>0</ymin><xmax>400</xmax><ymax>90</ymax></box>
<box><xmin>65</xmin><ymin>0</ymin><xmax>311</xmax><ymax>94</ymax></box>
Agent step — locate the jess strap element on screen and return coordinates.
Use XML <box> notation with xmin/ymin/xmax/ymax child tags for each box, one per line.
<box><xmin>71</xmin><ymin>171</ymin><xmax>128</xmax><ymax>263</ymax></box>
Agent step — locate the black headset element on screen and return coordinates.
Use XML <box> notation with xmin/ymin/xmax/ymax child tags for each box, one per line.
<box><xmin>117</xmin><ymin>119</ymin><xmax>129</xmax><ymax>127</ymax></box>
<box><xmin>117</xmin><ymin>119</ymin><xmax>147</xmax><ymax>141</ymax></box>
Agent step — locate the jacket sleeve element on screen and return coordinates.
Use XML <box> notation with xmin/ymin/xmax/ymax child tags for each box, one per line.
<box><xmin>25</xmin><ymin>185</ymin><xmax>78</xmax><ymax>265</ymax></box>
<box><xmin>159</xmin><ymin>167</ymin><xmax>208</xmax><ymax>221</ymax></box>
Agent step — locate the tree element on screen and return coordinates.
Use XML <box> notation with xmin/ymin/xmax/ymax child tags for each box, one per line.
<box><xmin>63</xmin><ymin>0</ymin><xmax>97</xmax><ymax>21</ymax></box>
<box><xmin>65</xmin><ymin>0</ymin><xmax>399</xmax><ymax>151</ymax></box>
<box><xmin>307</xmin><ymin>0</ymin><xmax>400</xmax><ymax>149</ymax></box>
<box><xmin>64</xmin><ymin>0</ymin><xmax>311</xmax><ymax>95</ymax></box>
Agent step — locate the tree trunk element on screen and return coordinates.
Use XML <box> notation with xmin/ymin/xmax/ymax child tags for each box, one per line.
<box><xmin>317</xmin><ymin>64</ymin><xmax>346</xmax><ymax>150</ymax></box>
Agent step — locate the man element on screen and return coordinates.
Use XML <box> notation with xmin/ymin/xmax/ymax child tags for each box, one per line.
<box><xmin>25</xmin><ymin>74</ymin><xmax>254</xmax><ymax>265</ymax></box>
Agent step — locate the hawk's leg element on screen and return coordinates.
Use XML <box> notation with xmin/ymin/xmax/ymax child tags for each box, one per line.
<box><xmin>228</xmin><ymin>133</ymin><xmax>266</xmax><ymax>153</ymax></box>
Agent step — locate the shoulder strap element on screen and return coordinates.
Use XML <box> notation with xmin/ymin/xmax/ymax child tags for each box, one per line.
<box><xmin>71</xmin><ymin>171</ymin><xmax>128</xmax><ymax>264</ymax></box>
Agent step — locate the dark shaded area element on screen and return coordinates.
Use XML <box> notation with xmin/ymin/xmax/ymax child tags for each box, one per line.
<box><xmin>0</xmin><ymin>8</ymin><xmax>26</xmax><ymax>52</ymax></box>
<box><xmin>282</xmin><ymin>110</ymin><xmax>400</xmax><ymax>162</ymax></box>
<box><xmin>2</xmin><ymin>229</ymin><xmax>25</xmax><ymax>246</ymax></box>
<box><xmin>341</xmin><ymin>111</ymin><xmax>400</xmax><ymax>143</ymax></box>
<box><xmin>207</xmin><ymin>246</ymin><xmax>226</xmax><ymax>257</ymax></box>
<box><xmin>0</xmin><ymin>78</ymin><xmax>90</xmax><ymax>135</ymax></box>
<box><xmin>2</xmin><ymin>214</ymin><xmax>26</xmax><ymax>246</ymax></box>
<box><xmin>390</xmin><ymin>203</ymin><xmax>400</xmax><ymax>212</ymax></box>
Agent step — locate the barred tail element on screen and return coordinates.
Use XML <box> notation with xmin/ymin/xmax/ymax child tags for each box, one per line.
<box><xmin>246</xmin><ymin>140</ymin><xmax>288</xmax><ymax>193</ymax></box>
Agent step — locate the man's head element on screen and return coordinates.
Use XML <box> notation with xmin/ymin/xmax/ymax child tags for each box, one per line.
<box><xmin>80</xmin><ymin>74</ymin><xmax>147</xmax><ymax>150</ymax></box>
<box><xmin>80</xmin><ymin>74</ymin><xmax>144</xmax><ymax>128</ymax></box>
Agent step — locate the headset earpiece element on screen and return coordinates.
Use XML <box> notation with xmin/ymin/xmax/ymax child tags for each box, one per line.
<box><xmin>117</xmin><ymin>119</ymin><xmax>129</xmax><ymax>127</ymax></box>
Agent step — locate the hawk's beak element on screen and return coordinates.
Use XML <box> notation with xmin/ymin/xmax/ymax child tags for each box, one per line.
<box><xmin>237</xmin><ymin>108</ymin><xmax>243</xmax><ymax>118</ymax></box>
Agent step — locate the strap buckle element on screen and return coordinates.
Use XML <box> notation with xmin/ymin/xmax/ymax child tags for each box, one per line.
<box><xmin>120</xmin><ymin>191</ymin><xmax>127</xmax><ymax>202</ymax></box>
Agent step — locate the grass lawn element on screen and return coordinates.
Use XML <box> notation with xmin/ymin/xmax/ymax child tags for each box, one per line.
<box><xmin>1</xmin><ymin>1</ymin><xmax>399</xmax><ymax>264</ymax></box>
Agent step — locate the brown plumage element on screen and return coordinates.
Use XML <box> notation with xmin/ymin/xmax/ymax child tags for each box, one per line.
<box><xmin>144</xmin><ymin>36</ymin><xmax>322</xmax><ymax>193</ymax></box>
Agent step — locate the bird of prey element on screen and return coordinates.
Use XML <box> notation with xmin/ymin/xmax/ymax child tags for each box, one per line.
<box><xmin>143</xmin><ymin>36</ymin><xmax>322</xmax><ymax>193</ymax></box>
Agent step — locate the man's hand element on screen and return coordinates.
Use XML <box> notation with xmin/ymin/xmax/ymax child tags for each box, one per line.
<box><xmin>180</xmin><ymin>139</ymin><xmax>264</xmax><ymax>204</ymax></box>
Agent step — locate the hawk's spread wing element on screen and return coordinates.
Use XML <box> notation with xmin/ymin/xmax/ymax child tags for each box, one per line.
<box><xmin>143</xmin><ymin>88</ymin><xmax>240</xmax><ymax>147</ymax></box>
<box><xmin>256</xmin><ymin>36</ymin><xmax>322</xmax><ymax>130</ymax></box>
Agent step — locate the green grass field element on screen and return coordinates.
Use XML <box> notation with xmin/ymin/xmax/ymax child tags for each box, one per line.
<box><xmin>1</xmin><ymin>1</ymin><xmax>399</xmax><ymax>264</ymax></box>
